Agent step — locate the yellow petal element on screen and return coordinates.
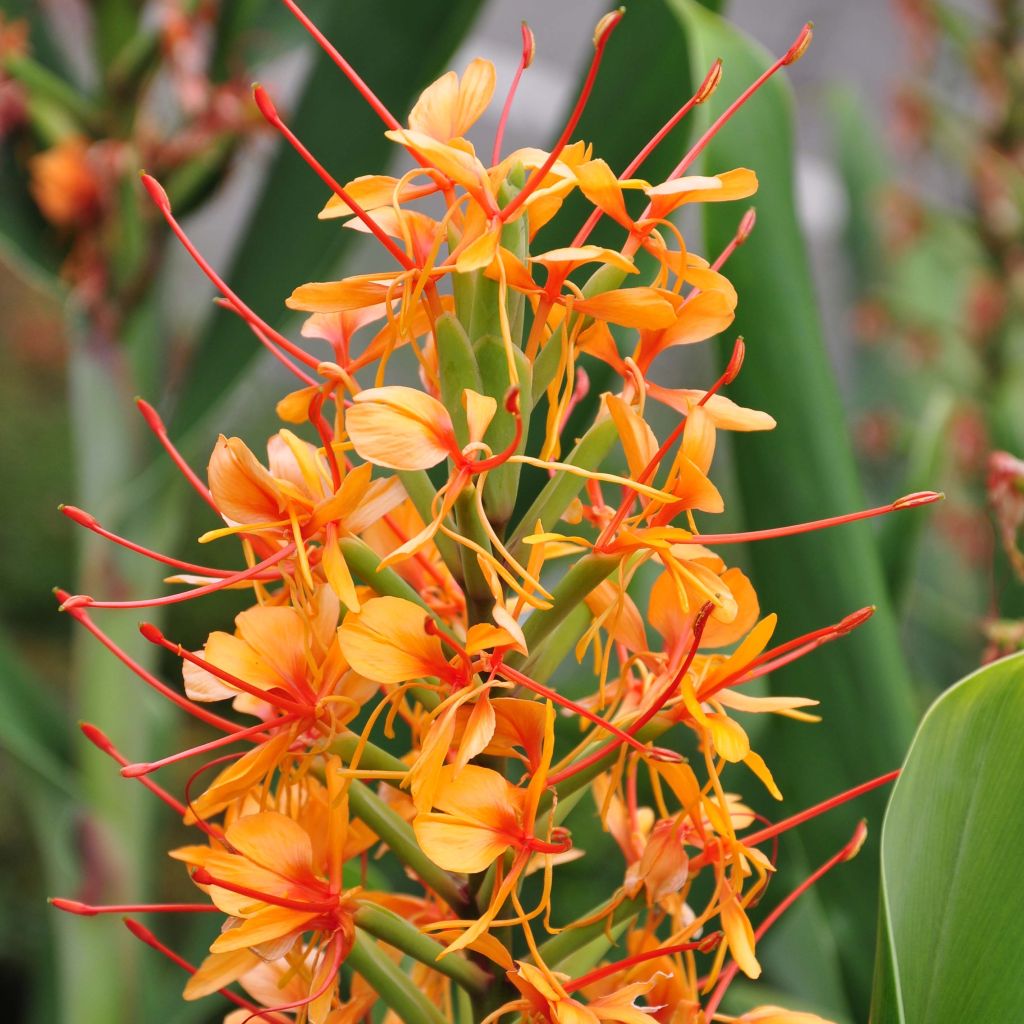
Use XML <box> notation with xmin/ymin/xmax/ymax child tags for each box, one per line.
<box><xmin>409</xmin><ymin>59</ymin><xmax>496</xmax><ymax>141</ymax></box>
<box><xmin>346</xmin><ymin>386</ymin><xmax>456</xmax><ymax>471</ymax></box>
<box><xmin>225</xmin><ymin>811</ymin><xmax>315</xmax><ymax>881</ymax></box>
<box><xmin>338</xmin><ymin>596</ymin><xmax>447</xmax><ymax>684</ymax></box>
<box><xmin>574</xmin><ymin>288</ymin><xmax>678</xmax><ymax>329</ymax></box>
<box><xmin>463</xmin><ymin>389</ymin><xmax>498</xmax><ymax>445</ymax></box>
<box><xmin>287</xmin><ymin>277</ymin><xmax>395</xmax><ymax>313</ymax></box>
<box><xmin>718</xmin><ymin>879</ymin><xmax>761</xmax><ymax>979</ymax></box>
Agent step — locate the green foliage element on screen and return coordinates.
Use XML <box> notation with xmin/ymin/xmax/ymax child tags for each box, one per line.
<box><xmin>872</xmin><ymin>652</ymin><xmax>1024</xmax><ymax>1022</ymax></box>
<box><xmin>670</xmin><ymin>2</ymin><xmax>919</xmax><ymax>1017</ymax></box>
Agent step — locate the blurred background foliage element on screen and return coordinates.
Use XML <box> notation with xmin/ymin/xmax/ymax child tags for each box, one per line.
<box><xmin>0</xmin><ymin>1</ymin><xmax>1020</xmax><ymax>1023</ymax></box>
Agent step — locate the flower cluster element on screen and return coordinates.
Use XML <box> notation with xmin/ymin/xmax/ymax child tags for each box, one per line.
<box><xmin>53</xmin><ymin>6</ymin><xmax>939</xmax><ymax>1023</ymax></box>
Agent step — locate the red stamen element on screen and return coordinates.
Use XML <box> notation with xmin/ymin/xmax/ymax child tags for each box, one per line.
<box><xmin>123</xmin><ymin>918</ymin><xmax>279</xmax><ymax>1022</ymax></box>
<box><xmin>59</xmin><ymin>541</ymin><xmax>297</xmax><ymax>609</ymax></box>
<box><xmin>59</xmin><ymin>505</ymin><xmax>267</xmax><ymax>579</ymax></box>
<box><xmin>79</xmin><ymin>723</ymin><xmax>189</xmax><ymax>817</ymax></box>
<box><xmin>497</xmin><ymin>659</ymin><xmax>681</xmax><ymax>762</ymax></box>
<box><xmin>699</xmin><ymin>337</ymin><xmax>745</xmax><ymax>407</ymax></box>
<box><xmin>565</xmin><ymin>933</ymin><xmax>722</xmax><ymax>993</ymax></box>
<box><xmin>704</xmin><ymin>818</ymin><xmax>863</xmax><ymax>1017</ymax></box>
<box><xmin>492</xmin><ymin>21</ymin><xmax>535</xmax><ymax>165</ymax></box>
<box><xmin>191</xmin><ymin>867</ymin><xmax>335</xmax><ymax>914</ymax></box>
<box><xmin>571</xmin><ymin>57</ymin><xmax>723</xmax><ymax>250</ymax></box>
<box><xmin>51</xmin><ymin>898</ymin><xmax>217</xmax><ymax>916</ymax></box>
<box><xmin>121</xmin><ymin>715</ymin><xmax>296</xmax><ymax>777</ymax></box>
<box><xmin>140</xmin><ymin>173</ymin><xmax>320</xmax><ymax>370</ymax></box>
<box><xmin>685</xmin><ymin>492</ymin><xmax>944</xmax><ymax>546</ymax></box>
<box><xmin>673</xmin><ymin>23</ymin><xmax>813</xmax><ymax>179</ymax></box>
<box><xmin>710</xmin><ymin>208</ymin><xmax>756</xmax><ymax>271</ymax></box>
<box><xmin>698</xmin><ymin>606</ymin><xmax>875</xmax><ymax>701</ymax></box>
<box><xmin>309</xmin><ymin>392</ymin><xmax>342</xmax><ymax>491</ymax></box>
<box><xmin>548</xmin><ymin>603</ymin><xmax>712</xmax><ymax>786</ymax></box>
<box><xmin>279</xmin><ymin>0</ymin><xmax>401</xmax><ymax>130</ymax></box>
<box><xmin>135</xmin><ymin>398</ymin><xmax>218</xmax><ymax>512</ymax></box>
<box><xmin>60</xmin><ymin>597</ymin><xmax>243</xmax><ymax>734</ymax></box>
<box><xmin>500</xmin><ymin>9</ymin><xmax>625</xmax><ymax>224</ymax></box>
<box><xmin>214</xmin><ymin>298</ymin><xmax>319</xmax><ymax>386</ymax></box>
<box><xmin>469</xmin><ymin>388</ymin><xmax>523</xmax><ymax>472</ymax></box>
<box><xmin>740</xmin><ymin>771</ymin><xmax>897</xmax><ymax>850</ymax></box>
<box><xmin>141</xmin><ymin>623</ymin><xmax>312</xmax><ymax>717</ymax></box>
<box><xmin>253</xmin><ymin>85</ymin><xmax>417</xmax><ymax>272</ymax></box>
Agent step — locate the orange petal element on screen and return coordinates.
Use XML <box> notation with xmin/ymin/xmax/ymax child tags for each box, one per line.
<box><xmin>574</xmin><ymin>287</ymin><xmax>679</xmax><ymax>330</ymax></box>
<box><xmin>338</xmin><ymin>596</ymin><xmax>448</xmax><ymax>684</ymax></box>
<box><xmin>346</xmin><ymin>386</ymin><xmax>456</xmax><ymax>471</ymax></box>
<box><xmin>208</xmin><ymin>436</ymin><xmax>286</xmax><ymax>525</ymax></box>
<box><xmin>409</xmin><ymin>59</ymin><xmax>496</xmax><ymax>141</ymax></box>
<box><xmin>225</xmin><ymin>811</ymin><xmax>316</xmax><ymax>881</ymax></box>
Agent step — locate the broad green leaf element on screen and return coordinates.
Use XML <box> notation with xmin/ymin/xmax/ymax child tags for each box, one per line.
<box><xmin>0</xmin><ymin>627</ymin><xmax>73</xmax><ymax>795</ymax></box>
<box><xmin>871</xmin><ymin>651</ymin><xmax>1024</xmax><ymax>1023</ymax></box>
<box><xmin>673</xmin><ymin>2</ymin><xmax>919</xmax><ymax>1017</ymax></box>
<box><xmin>171</xmin><ymin>0</ymin><xmax>485</xmax><ymax>434</ymax></box>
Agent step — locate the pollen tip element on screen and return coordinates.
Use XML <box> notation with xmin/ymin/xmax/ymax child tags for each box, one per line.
<box><xmin>121</xmin><ymin>763</ymin><xmax>149</xmax><ymax>778</ymax></box>
<box><xmin>783</xmin><ymin>22</ymin><xmax>814</xmax><ymax>65</ymax></box>
<box><xmin>50</xmin><ymin>897</ymin><xmax>97</xmax><ymax>916</ymax></box>
<box><xmin>252</xmin><ymin>84</ymin><xmax>279</xmax><ymax>123</ymax></box>
<box><xmin>893</xmin><ymin>490</ymin><xmax>943</xmax><ymax>509</ymax></box>
<box><xmin>139</xmin><ymin>172</ymin><xmax>171</xmax><ymax>213</ymax></box>
<box><xmin>139</xmin><ymin>621</ymin><xmax>165</xmax><ymax>644</ymax></box>
<box><xmin>844</xmin><ymin>820</ymin><xmax>869</xmax><ymax>860</ymax></box>
<box><xmin>520</xmin><ymin>22</ymin><xmax>536</xmax><ymax>67</ymax></box>
<box><xmin>79</xmin><ymin>721</ymin><xmax>113</xmax><ymax>752</ymax></box>
<box><xmin>737</xmin><ymin>207</ymin><xmax>757</xmax><ymax>243</ymax></box>
<box><xmin>59</xmin><ymin>594</ymin><xmax>92</xmax><ymax>613</ymax></box>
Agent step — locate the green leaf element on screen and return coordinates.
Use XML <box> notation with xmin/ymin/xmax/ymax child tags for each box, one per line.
<box><xmin>877</xmin><ymin>389</ymin><xmax>952</xmax><ymax>608</ymax></box>
<box><xmin>171</xmin><ymin>0</ymin><xmax>486</xmax><ymax>434</ymax></box>
<box><xmin>671</xmin><ymin>2</ymin><xmax>920</xmax><ymax>1017</ymax></box>
<box><xmin>871</xmin><ymin>651</ymin><xmax>1024</xmax><ymax>1023</ymax></box>
<box><xmin>0</xmin><ymin>625</ymin><xmax>73</xmax><ymax>796</ymax></box>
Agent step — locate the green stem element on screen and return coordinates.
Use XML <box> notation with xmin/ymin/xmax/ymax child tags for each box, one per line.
<box><xmin>353</xmin><ymin>904</ymin><xmax>491</xmax><ymax>994</ymax></box>
<box><xmin>347</xmin><ymin>932</ymin><xmax>450</xmax><ymax>1024</ymax></box>
<box><xmin>511</xmin><ymin>553</ymin><xmax>619</xmax><ymax>672</ymax></box>
<box><xmin>347</xmin><ymin>780</ymin><xmax>470</xmax><ymax>914</ymax></box>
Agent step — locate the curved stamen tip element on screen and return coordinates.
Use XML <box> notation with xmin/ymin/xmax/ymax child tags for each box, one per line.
<box><xmin>724</xmin><ymin>337</ymin><xmax>746</xmax><ymax>384</ymax></box>
<box><xmin>696</xmin><ymin>58</ymin><xmax>723</xmax><ymax>103</ymax></box>
<box><xmin>520</xmin><ymin>22</ymin><xmax>536</xmax><ymax>67</ymax></box>
<box><xmin>60</xmin><ymin>504</ymin><xmax>98</xmax><ymax>527</ymax></box>
<box><xmin>893</xmin><ymin>490</ymin><xmax>943</xmax><ymax>509</ymax></box>
<box><xmin>844</xmin><ymin>820</ymin><xmax>869</xmax><ymax>861</ymax></box>
<box><xmin>252</xmin><ymin>83</ymin><xmax>278</xmax><ymax>123</ymax></box>
<box><xmin>134</xmin><ymin>396</ymin><xmax>164</xmax><ymax>432</ymax></box>
<box><xmin>593</xmin><ymin>8</ymin><xmax>625</xmax><ymax>48</ymax></box>
<box><xmin>120</xmin><ymin>762</ymin><xmax>150</xmax><ymax>779</ymax></box>
<box><xmin>838</xmin><ymin>605</ymin><xmax>875</xmax><ymax>633</ymax></box>
<box><xmin>50</xmin><ymin>897</ymin><xmax>97</xmax><ymax>916</ymax></box>
<box><xmin>79</xmin><ymin>721</ymin><xmax>116</xmax><ymax>754</ymax></box>
<box><xmin>783</xmin><ymin>22</ymin><xmax>814</xmax><ymax>65</ymax></box>
<box><xmin>139</xmin><ymin>621</ymin><xmax>167</xmax><ymax>645</ymax></box>
<box><xmin>505</xmin><ymin>385</ymin><xmax>521</xmax><ymax>414</ymax></box>
<box><xmin>649</xmin><ymin>746</ymin><xmax>684</xmax><ymax>763</ymax></box>
<box><xmin>139</xmin><ymin>172</ymin><xmax>170</xmax><ymax>212</ymax></box>
<box><xmin>737</xmin><ymin>207</ymin><xmax>757</xmax><ymax>243</ymax></box>
<box><xmin>58</xmin><ymin>594</ymin><xmax>92</xmax><ymax>613</ymax></box>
